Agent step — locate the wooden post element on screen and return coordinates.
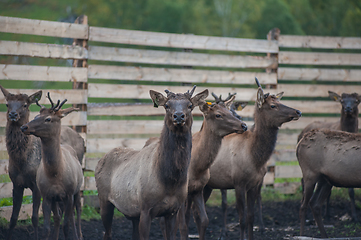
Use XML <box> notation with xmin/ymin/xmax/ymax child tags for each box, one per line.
<box><xmin>72</xmin><ymin>15</ymin><xmax>88</xmax><ymax>134</ymax></box>
<box><xmin>266</xmin><ymin>28</ymin><xmax>280</xmax><ymax>89</ymax></box>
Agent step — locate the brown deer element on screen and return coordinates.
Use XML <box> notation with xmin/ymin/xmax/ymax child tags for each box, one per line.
<box><xmin>175</xmin><ymin>93</ymin><xmax>247</xmax><ymax>240</ymax></box>
<box><xmin>203</xmin><ymin>78</ymin><xmax>301</xmax><ymax>240</ymax></box>
<box><xmin>297</xmin><ymin>129</ymin><xmax>361</xmax><ymax>238</ymax></box>
<box><xmin>0</xmin><ymin>86</ymin><xmax>84</xmax><ymax>240</ymax></box>
<box><xmin>95</xmin><ymin>86</ymin><xmax>208</xmax><ymax>240</ymax></box>
<box><xmin>298</xmin><ymin>91</ymin><xmax>361</xmax><ymax>221</ymax></box>
<box><xmin>20</xmin><ymin>94</ymin><xmax>83</xmax><ymax>240</ymax></box>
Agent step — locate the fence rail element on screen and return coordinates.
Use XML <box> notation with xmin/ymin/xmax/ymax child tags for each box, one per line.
<box><xmin>1</xmin><ymin>15</ymin><xmax>361</xmax><ymax>219</ymax></box>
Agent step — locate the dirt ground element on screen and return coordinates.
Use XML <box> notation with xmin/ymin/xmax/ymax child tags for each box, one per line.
<box><xmin>1</xmin><ymin>197</ymin><xmax>360</xmax><ymax>239</ymax></box>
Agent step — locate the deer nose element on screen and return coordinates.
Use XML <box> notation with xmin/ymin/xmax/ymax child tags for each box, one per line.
<box><xmin>9</xmin><ymin>111</ymin><xmax>18</xmax><ymax>121</ymax></box>
<box><xmin>296</xmin><ymin>110</ymin><xmax>302</xmax><ymax>117</ymax></box>
<box><xmin>241</xmin><ymin>123</ymin><xmax>247</xmax><ymax>131</ymax></box>
<box><xmin>173</xmin><ymin>112</ymin><xmax>185</xmax><ymax>123</ymax></box>
<box><xmin>20</xmin><ymin>125</ymin><xmax>28</xmax><ymax>132</ymax></box>
<box><xmin>345</xmin><ymin>106</ymin><xmax>352</xmax><ymax>112</ymax></box>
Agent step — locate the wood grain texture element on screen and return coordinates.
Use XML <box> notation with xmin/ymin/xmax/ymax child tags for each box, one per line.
<box><xmin>279</xmin><ymin>35</ymin><xmax>361</xmax><ymax>49</ymax></box>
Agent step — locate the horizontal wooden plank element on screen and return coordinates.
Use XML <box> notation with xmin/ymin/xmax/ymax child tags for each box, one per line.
<box><xmin>0</xmin><ymin>16</ymin><xmax>88</xmax><ymax>39</ymax></box>
<box><xmin>277</xmin><ymin>84</ymin><xmax>361</xmax><ymax>97</ymax></box>
<box><xmin>88</xmin><ymin>84</ymin><xmax>258</xmax><ymax>102</ymax></box>
<box><xmin>89</xmin><ymin>27</ymin><xmax>278</xmax><ymax>53</ymax></box>
<box><xmin>0</xmin><ymin>41</ymin><xmax>87</xmax><ymax>59</ymax></box>
<box><xmin>87</xmin><ymin>138</ymin><xmax>150</xmax><ymax>153</ymax></box>
<box><xmin>84</xmin><ymin>176</ymin><xmax>96</xmax><ymax>191</ymax></box>
<box><xmin>0</xmin><ymin>89</ymin><xmax>87</xmax><ymax>104</ymax></box>
<box><xmin>270</xmin><ymin>150</ymin><xmax>297</xmax><ymax>163</ymax></box>
<box><xmin>279</xmin><ymin>117</ymin><xmax>361</xmax><ymax>130</ymax></box>
<box><xmin>275</xmin><ymin>165</ymin><xmax>302</xmax><ymax>178</ymax></box>
<box><xmin>0</xmin><ymin>111</ymin><xmax>87</xmax><ymax>127</ymax></box>
<box><xmin>0</xmin><ymin>64</ymin><xmax>87</xmax><ymax>82</ymax></box>
<box><xmin>279</xmin><ymin>35</ymin><xmax>361</xmax><ymax>49</ymax></box>
<box><xmin>88</xmin><ymin>65</ymin><xmax>277</xmax><ymax>85</ymax></box>
<box><xmin>278</xmin><ymin>67</ymin><xmax>361</xmax><ymax>82</ymax></box>
<box><xmin>88</xmin><ymin>46</ymin><xmax>277</xmax><ymax>69</ymax></box>
<box><xmin>0</xmin><ymin>159</ymin><xmax>8</xmax><ymax>175</ymax></box>
<box><xmin>0</xmin><ymin>182</ymin><xmax>32</xmax><ymax>198</ymax></box>
<box><xmin>274</xmin><ymin>182</ymin><xmax>301</xmax><ymax>194</ymax></box>
<box><xmin>0</xmin><ymin>203</ymin><xmax>42</xmax><ymax>221</ymax></box>
<box><xmin>263</xmin><ymin>171</ymin><xmax>275</xmax><ymax>185</ymax></box>
<box><xmin>279</xmin><ymin>51</ymin><xmax>361</xmax><ymax>66</ymax></box>
<box><xmin>281</xmin><ymin>100</ymin><xmax>361</xmax><ymax>114</ymax></box>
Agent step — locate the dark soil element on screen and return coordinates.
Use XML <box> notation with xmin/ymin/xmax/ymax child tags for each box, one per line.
<box><xmin>1</xmin><ymin>197</ymin><xmax>361</xmax><ymax>239</ymax></box>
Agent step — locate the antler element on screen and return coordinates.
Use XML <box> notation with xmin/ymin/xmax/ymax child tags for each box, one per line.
<box><xmin>212</xmin><ymin>92</ymin><xmax>236</xmax><ymax>103</ymax></box>
<box><xmin>46</xmin><ymin>92</ymin><xmax>67</xmax><ymax>111</ymax></box>
<box><xmin>255</xmin><ymin>77</ymin><xmax>262</xmax><ymax>88</ymax></box>
<box><xmin>35</xmin><ymin>99</ymin><xmax>45</xmax><ymax>109</ymax></box>
<box><xmin>188</xmin><ymin>85</ymin><xmax>196</xmax><ymax>97</ymax></box>
<box><xmin>55</xmin><ymin>99</ymin><xmax>67</xmax><ymax>111</ymax></box>
<box><xmin>211</xmin><ymin>92</ymin><xmax>221</xmax><ymax>103</ymax></box>
<box><xmin>224</xmin><ymin>92</ymin><xmax>237</xmax><ymax>102</ymax></box>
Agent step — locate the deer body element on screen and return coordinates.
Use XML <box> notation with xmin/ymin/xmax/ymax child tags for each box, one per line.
<box><xmin>297</xmin><ymin>129</ymin><xmax>361</xmax><ymax>238</ymax></box>
<box><xmin>298</xmin><ymin>92</ymin><xmax>360</xmax><ymax>221</ymax></box>
<box><xmin>21</xmin><ymin>95</ymin><xmax>83</xmax><ymax>240</ymax></box>
<box><xmin>95</xmin><ymin>87</ymin><xmax>208</xmax><ymax>240</ymax></box>
<box><xmin>1</xmin><ymin>86</ymin><xmax>84</xmax><ymax>240</ymax></box>
<box><xmin>204</xmin><ymin>79</ymin><xmax>301</xmax><ymax>240</ymax></box>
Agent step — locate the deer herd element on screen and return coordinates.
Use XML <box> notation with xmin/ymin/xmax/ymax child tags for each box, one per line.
<box><xmin>1</xmin><ymin>77</ymin><xmax>360</xmax><ymax>240</ymax></box>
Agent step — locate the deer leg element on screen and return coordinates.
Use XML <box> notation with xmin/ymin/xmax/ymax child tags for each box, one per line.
<box><xmin>178</xmin><ymin>199</ymin><xmax>190</xmax><ymax>240</ymax></box>
<box><xmin>6</xmin><ymin>186</ymin><xmax>24</xmax><ymax>240</ymax></box>
<box><xmin>63</xmin><ymin>196</ymin><xmax>77</xmax><ymax>240</ymax></box>
<box><xmin>132</xmin><ymin>218</ymin><xmax>140</xmax><ymax>240</ymax></box>
<box><xmin>159</xmin><ymin>217</ymin><xmax>167</xmax><ymax>239</ymax></box>
<box><xmin>31</xmin><ymin>186</ymin><xmax>41</xmax><ymax>240</ymax></box>
<box><xmin>324</xmin><ymin>189</ymin><xmax>332</xmax><ymax>220</ymax></box>
<box><xmin>220</xmin><ymin>189</ymin><xmax>228</xmax><ymax>239</ymax></box>
<box><xmin>348</xmin><ymin>188</ymin><xmax>358</xmax><ymax>222</ymax></box>
<box><xmin>235</xmin><ymin>187</ymin><xmax>246</xmax><ymax>240</ymax></box>
<box><xmin>299</xmin><ymin>178</ymin><xmax>316</xmax><ymax>236</ymax></box>
<box><xmin>42</xmin><ymin>200</ymin><xmax>52</xmax><ymax>240</ymax></box>
<box><xmin>99</xmin><ymin>199</ymin><xmax>115</xmax><ymax>240</ymax></box>
<box><xmin>309</xmin><ymin>179</ymin><xmax>332</xmax><ymax>238</ymax></box>
<box><xmin>203</xmin><ymin>185</ymin><xmax>213</xmax><ymax>203</ymax></box>
<box><xmin>74</xmin><ymin>192</ymin><xmax>83</xmax><ymax>239</ymax></box>
<box><xmin>139</xmin><ymin>209</ymin><xmax>152</xmax><ymax>240</ymax></box>
<box><xmin>246</xmin><ymin>188</ymin><xmax>257</xmax><ymax>240</ymax></box>
<box><xmin>256</xmin><ymin>183</ymin><xmax>265</xmax><ymax>233</ymax></box>
<box><xmin>52</xmin><ymin>201</ymin><xmax>62</xmax><ymax>240</ymax></box>
<box><xmin>192</xmin><ymin>191</ymin><xmax>209</xmax><ymax>240</ymax></box>
<box><xmin>164</xmin><ymin>212</ymin><xmax>178</xmax><ymax>240</ymax></box>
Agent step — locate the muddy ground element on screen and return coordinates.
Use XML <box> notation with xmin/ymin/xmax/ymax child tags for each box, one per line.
<box><xmin>1</xmin><ymin>197</ymin><xmax>361</xmax><ymax>239</ymax></box>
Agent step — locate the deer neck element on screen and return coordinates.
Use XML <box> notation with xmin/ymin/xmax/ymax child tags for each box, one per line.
<box><xmin>157</xmin><ymin>124</ymin><xmax>192</xmax><ymax>189</ymax></box>
<box><xmin>340</xmin><ymin>112</ymin><xmax>358</xmax><ymax>133</ymax></box>
<box><xmin>251</xmin><ymin>117</ymin><xmax>279</xmax><ymax>169</ymax></box>
<box><xmin>40</xmin><ymin>134</ymin><xmax>63</xmax><ymax>177</ymax></box>
<box><xmin>191</xmin><ymin>121</ymin><xmax>223</xmax><ymax>173</ymax></box>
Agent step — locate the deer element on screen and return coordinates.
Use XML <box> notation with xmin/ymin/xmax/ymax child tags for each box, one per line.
<box><xmin>167</xmin><ymin>92</ymin><xmax>248</xmax><ymax>240</ymax></box>
<box><xmin>297</xmin><ymin>129</ymin><xmax>361</xmax><ymax>238</ymax></box>
<box><xmin>20</xmin><ymin>94</ymin><xmax>83</xmax><ymax>240</ymax></box>
<box><xmin>298</xmin><ymin>91</ymin><xmax>361</xmax><ymax>221</ymax></box>
<box><xmin>0</xmin><ymin>86</ymin><xmax>85</xmax><ymax>240</ymax></box>
<box><xmin>202</xmin><ymin>78</ymin><xmax>301</xmax><ymax>240</ymax></box>
<box><xmin>95</xmin><ymin>86</ymin><xmax>208</xmax><ymax>240</ymax></box>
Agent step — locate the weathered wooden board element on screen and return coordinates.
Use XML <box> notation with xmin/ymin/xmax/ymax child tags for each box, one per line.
<box><xmin>89</xmin><ymin>27</ymin><xmax>278</xmax><ymax>53</ymax></box>
<box><xmin>0</xmin><ymin>89</ymin><xmax>87</xmax><ymax>104</ymax></box>
<box><xmin>0</xmin><ymin>159</ymin><xmax>8</xmax><ymax>175</ymax></box>
<box><xmin>86</xmin><ymin>138</ymin><xmax>150</xmax><ymax>153</ymax></box>
<box><xmin>276</xmin><ymin>84</ymin><xmax>361</xmax><ymax>97</ymax></box>
<box><xmin>0</xmin><ymin>16</ymin><xmax>88</xmax><ymax>39</ymax></box>
<box><xmin>279</xmin><ymin>51</ymin><xmax>361</xmax><ymax>66</ymax></box>
<box><xmin>0</xmin><ymin>111</ymin><xmax>87</xmax><ymax>127</ymax></box>
<box><xmin>278</xmin><ymin>67</ymin><xmax>361</xmax><ymax>82</ymax></box>
<box><xmin>0</xmin><ymin>64</ymin><xmax>87</xmax><ymax>82</ymax></box>
<box><xmin>0</xmin><ymin>41</ymin><xmax>87</xmax><ymax>59</ymax></box>
<box><xmin>88</xmin><ymin>46</ymin><xmax>277</xmax><ymax>69</ymax></box>
<box><xmin>0</xmin><ymin>203</ymin><xmax>43</xmax><ymax>221</ymax></box>
<box><xmin>88</xmin><ymin>65</ymin><xmax>277</xmax><ymax>85</ymax></box>
<box><xmin>279</xmin><ymin>35</ymin><xmax>361</xmax><ymax>49</ymax></box>
<box><xmin>0</xmin><ymin>182</ymin><xmax>32</xmax><ymax>198</ymax></box>
<box><xmin>279</xmin><ymin>117</ymin><xmax>361</xmax><ymax>130</ymax></box>
<box><xmin>275</xmin><ymin>165</ymin><xmax>302</xmax><ymax>179</ymax></box>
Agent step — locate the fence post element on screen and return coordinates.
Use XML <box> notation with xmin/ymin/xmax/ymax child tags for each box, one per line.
<box><xmin>266</xmin><ymin>28</ymin><xmax>280</xmax><ymax>89</ymax></box>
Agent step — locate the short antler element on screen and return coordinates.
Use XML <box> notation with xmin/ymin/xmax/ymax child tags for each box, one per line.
<box><xmin>188</xmin><ymin>85</ymin><xmax>196</xmax><ymax>97</ymax></box>
<box><xmin>46</xmin><ymin>92</ymin><xmax>67</xmax><ymax>112</ymax></box>
<box><xmin>55</xmin><ymin>99</ymin><xmax>68</xmax><ymax>111</ymax></box>
<box><xmin>35</xmin><ymin>99</ymin><xmax>45</xmax><ymax>109</ymax></box>
<box><xmin>255</xmin><ymin>77</ymin><xmax>262</xmax><ymax>88</ymax></box>
<box><xmin>211</xmin><ymin>92</ymin><xmax>221</xmax><ymax>103</ymax></box>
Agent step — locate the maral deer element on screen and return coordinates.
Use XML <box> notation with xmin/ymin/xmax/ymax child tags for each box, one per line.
<box><xmin>203</xmin><ymin>78</ymin><xmax>301</xmax><ymax>240</ymax></box>
<box><xmin>297</xmin><ymin>129</ymin><xmax>361</xmax><ymax>238</ymax></box>
<box><xmin>175</xmin><ymin>93</ymin><xmax>247</xmax><ymax>240</ymax></box>
<box><xmin>21</xmin><ymin>94</ymin><xmax>83</xmax><ymax>240</ymax></box>
<box><xmin>298</xmin><ymin>91</ymin><xmax>361</xmax><ymax>221</ymax></box>
<box><xmin>0</xmin><ymin>86</ymin><xmax>84</xmax><ymax>240</ymax></box>
<box><xmin>95</xmin><ymin>86</ymin><xmax>208</xmax><ymax>240</ymax></box>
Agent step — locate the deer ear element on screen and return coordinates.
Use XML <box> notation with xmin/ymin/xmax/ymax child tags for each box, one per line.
<box><xmin>256</xmin><ymin>88</ymin><xmax>264</xmax><ymax>108</ymax></box>
<box><xmin>28</xmin><ymin>90</ymin><xmax>42</xmax><ymax>104</ymax></box>
<box><xmin>328</xmin><ymin>91</ymin><xmax>341</xmax><ymax>102</ymax></box>
<box><xmin>0</xmin><ymin>85</ymin><xmax>10</xmax><ymax>99</ymax></box>
<box><xmin>275</xmin><ymin>92</ymin><xmax>284</xmax><ymax>100</ymax></box>
<box><xmin>224</xmin><ymin>95</ymin><xmax>235</xmax><ymax>109</ymax></box>
<box><xmin>233</xmin><ymin>102</ymin><xmax>248</xmax><ymax>111</ymax></box>
<box><xmin>149</xmin><ymin>90</ymin><xmax>167</xmax><ymax>108</ymax></box>
<box><xmin>198</xmin><ymin>101</ymin><xmax>210</xmax><ymax>115</ymax></box>
<box><xmin>191</xmin><ymin>89</ymin><xmax>209</xmax><ymax>107</ymax></box>
<box><xmin>59</xmin><ymin>107</ymin><xmax>79</xmax><ymax>118</ymax></box>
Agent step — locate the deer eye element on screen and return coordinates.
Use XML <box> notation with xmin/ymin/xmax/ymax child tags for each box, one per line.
<box><xmin>45</xmin><ymin>117</ymin><xmax>51</xmax><ymax>122</ymax></box>
<box><xmin>164</xmin><ymin>104</ymin><xmax>169</xmax><ymax>109</ymax></box>
<box><xmin>188</xmin><ymin>104</ymin><xmax>193</xmax><ymax>109</ymax></box>
<box><xmin>5</xmin><ymin>104</ymin><xmax>8</xmax><ymax>107</ymax></box>
<box><xmin>23</xmin><ymin>104</ymin><xmax>27</xmax><ymax>108</ymax></box>
<box><xmin>271</xmin><ymin>105</ymin><xmax>276</xmax><ymax>108</ymax></box>
<box><xmin>216</xmin><ymin>114</ymin><xmax>222</xmax><ymax>118</ymax></box>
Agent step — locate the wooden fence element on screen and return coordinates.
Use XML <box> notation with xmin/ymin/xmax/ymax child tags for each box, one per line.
<box><xmin>0</xmin><ymin>16</ymin><xmax>361</xmax><ymax>220</ymax></box>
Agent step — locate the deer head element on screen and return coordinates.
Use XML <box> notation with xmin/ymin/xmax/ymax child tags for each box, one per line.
<box><xmin>211</xmin><ymin>92</ymin><xmax>248</xmax><ymax>120</ymax></box>
<box><xmin>150</xmin><ymin>86</ymin><xmax>208</xmax><ymax>132</ymax></box>
<box><xmin>0</xmin><ymin>85</ymin><xmax>42</xmax><ymax>124</ymax></box>
<box><xmin>199</xmin><ymin>94</ymin><xmax>247</xmax><ymax>137</ymax></box>
<box><xmin>328</xmin><ymin>91</ymin><xmax>361</xmax><ymax>116</ymax></box>
<box><xmin>254</xmin><ymin>77</ymin><xmax>301</xmax><ymax>127</ymax></box>
<box><xmin>20</xmin><ymin>92</ymin><xmax>79</xmax><ymax>138</ymax></box>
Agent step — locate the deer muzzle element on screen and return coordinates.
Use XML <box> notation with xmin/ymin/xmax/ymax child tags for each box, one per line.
<box><xmin>173</xmin><ymin>112</ymin><xmax>185</xmax><ymax>126</ymax></box>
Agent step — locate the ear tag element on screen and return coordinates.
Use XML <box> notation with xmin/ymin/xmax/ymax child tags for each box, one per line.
<box><xmin>237</xmin><ymin>106</ymin><xmax>243</xmax><ymax>111</ymax></box>
<box><xmin>334</xmin><ymin>96</ymin><xmax>338</xmax><ymax>101</ymax></box>
<box><xmin>207</xmin><ymin>102</ymin><xmax>212</xmax><ymax>105</ymax></box>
